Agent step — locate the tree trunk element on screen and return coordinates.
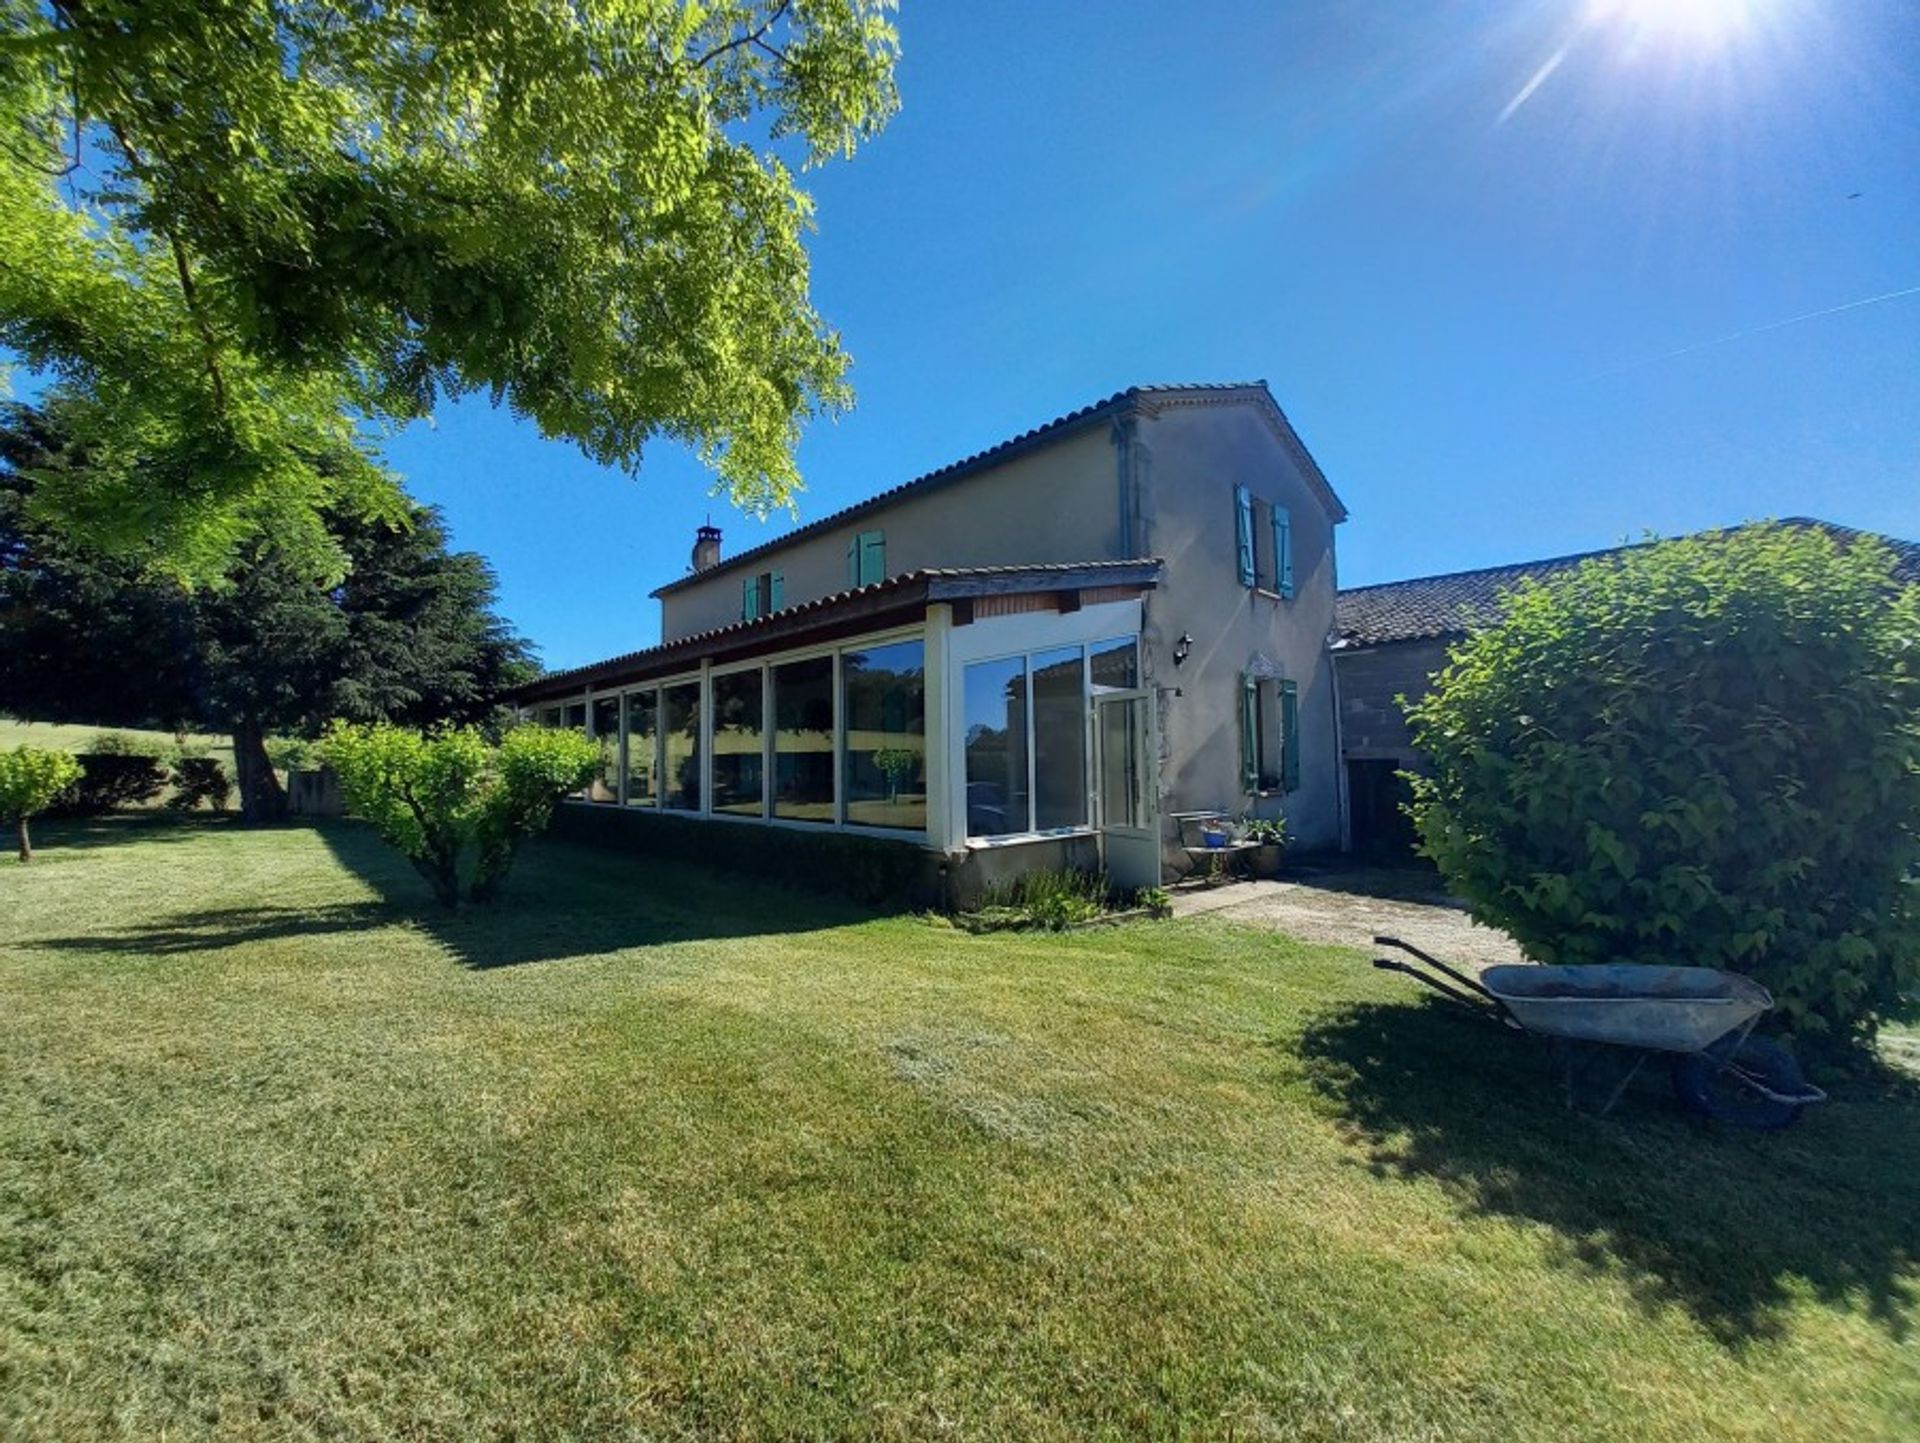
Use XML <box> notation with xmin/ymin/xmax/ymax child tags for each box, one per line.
<box><xmin>16</xmin><ymin>815</ymin><xmax>30</xmax><ymax>864</ymax></box>
<box><xmin>232</xmin><ymin>720</ymin><xmax>287</xmax><ymax>824</ymax></box>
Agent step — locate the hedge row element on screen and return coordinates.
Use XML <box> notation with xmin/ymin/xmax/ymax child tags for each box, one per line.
<box><xmin>47</xmin><ymin>753</ymin><xmax>233</xmax><ymax>817</ymax></box>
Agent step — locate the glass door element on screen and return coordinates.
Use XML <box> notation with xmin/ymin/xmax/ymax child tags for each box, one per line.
<box><xmin>1094</xmin><ymin>691</ymin><xmax>1160</xmax><ymax>888</ymax></box>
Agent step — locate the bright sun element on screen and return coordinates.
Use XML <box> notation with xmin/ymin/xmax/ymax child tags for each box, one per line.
<box><xmin>1588</xmin><ymin>0</ymin><xmax>1759</xmax><ymax>44</ymax></box>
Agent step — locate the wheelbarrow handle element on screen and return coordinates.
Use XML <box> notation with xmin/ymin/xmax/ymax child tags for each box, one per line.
<box><xmin>1373</xmin><ymin>936</ymin><xmax>1497</xmax><ymax>1002</ymax></box>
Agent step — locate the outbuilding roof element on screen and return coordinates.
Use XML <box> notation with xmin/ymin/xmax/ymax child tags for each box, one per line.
<box><xmin>1333</xmin><ymin>518</ymin><xmax>1920</xmax><ymax>649</ymax></box>
<box><xmin>650</xmin><ymin>381</ymin><xmax>1345</xmax><ymax>598</ymax></box>
<box><xmin>516</xmin><ymin>559</ymin><xmax>1164</xmax><ymax>703</ymax></box>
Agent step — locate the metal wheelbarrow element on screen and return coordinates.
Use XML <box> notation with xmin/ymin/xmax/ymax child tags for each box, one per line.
<box><xmin>1371</xmin><ymin>935</ymin><xmax>1826</xmax><ymax>1129</ymax></box>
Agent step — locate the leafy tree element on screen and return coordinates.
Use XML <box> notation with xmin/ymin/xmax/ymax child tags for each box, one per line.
<box><xmin>324</xmin><ymin>722</ymin><xmax>596</xmax><ymax>907</ymax></box>
<box><xmin>0</xmin><ymin>0</ymin><xmax>899</xmax><ymax>582</ymax></box>
<box><xmin>0</xmin><ymin>404</ymin><xmax>535</xmax><ymax>820</ymax></box>
<box><xmin>1407</xmin><ymin>525</ymin><xmax>1920</xmax><ymax>1052</ymax></box>
<box><xmin>0</xmin><ymin>746</ymin><xmax>83</xmax><ymax>862</ymax></box>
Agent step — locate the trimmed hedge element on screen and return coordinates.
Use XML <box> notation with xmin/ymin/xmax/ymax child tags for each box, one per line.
<box><xmin>549</xmin><ymin>804</ymin><xmax>933</xmax><ymax>908</ymax></box>
<box><xmin>48</xmin><ymin>753</ymin><xmax>167</xmax><ymax>816</ymax></box>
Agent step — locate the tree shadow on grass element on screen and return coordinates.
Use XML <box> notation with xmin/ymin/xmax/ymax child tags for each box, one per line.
<box><xmin>35</xmin><ymin>812</ymin><xmax>245</xmax><ymax>850</ymax></box>
<box><xmin>27</xmin><ymin>901</ymin><xmax>392</xmax><ymax>958</ymax></box>
<box><xmin>313</xmin><ymin>820</ymin><xmax>887</xmax><ymax>969</ymax></box>
<box><xmin>1296</xmin><ymin>995</ymin><xmax>1920</xmax><ymax>1347</ymax></box>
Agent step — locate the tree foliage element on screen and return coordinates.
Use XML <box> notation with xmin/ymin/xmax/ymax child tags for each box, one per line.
<box><xmin>324</xmin><ymin>721</ymin><xmax>597</xmax><ymax>907</ymax></box>
<box><xmin>1407</xmin><ymin>525</ymin><xmax>1920</xmax><ymax>1050</ymax></box>
<box><xmin>0</xmin><ymin>745</ymin><xmax>83</xmax><ymax>861</ymax></box>
<box><xmin>0</xmin><ymin>402</ymin><xmax>535</xmax><ymax>819</ymax></box>
<box><xmin>0</xmin><ymin>0</ymin><xmax>900</xmax><ymax>580</ymax></box>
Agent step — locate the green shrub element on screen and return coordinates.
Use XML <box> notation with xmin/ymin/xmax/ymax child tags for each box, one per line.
<box><xmin>1138</xmin><ymin>885</ymin><xmax>1173</xmax><ymax>920</ymax></box>
<box><xmin>166</xmin><ymin>756</ymin><xmax>233</xmax><ymax>812</ymax></box>
<box><xmin>323</xmin><ymin>722</ymin><xmax>597</xmax><ymax>907</ymax></box>
<box><xmin>47</xmin><ymin>753</ymin><xmax>167</xmax><ymax>816</ymax></box>
<box><xmin>1240</xmin><ymin>815</ymin><xmax>1288</xmax><ymax>847</ymax></box>
<box><xmin>266</xmin><ymin>736</ymin><xmax>318</xmax><ymax>774</ymax></box>
<box><xmin>86</xmin><ymin>730</ymin><xmax>145</xmax><ymax>756</ymax></box>
<box><xmin>962</xmin><ymin>868</ymin><xmax>1116</xmax><ymax>932</ymax></box>
<box><xmin>0</xmin><ymin>745</ymin><xmax>83</xmax><ymax>862</ymax></box>
<box><xmin>1406</xmin><ymin>525</ymin><xmax>1920</xmax><ymax>1051</ymax></box>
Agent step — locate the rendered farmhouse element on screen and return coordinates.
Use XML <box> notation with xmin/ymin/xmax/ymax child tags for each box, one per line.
<box><xmin>512</xmin><ymin>381</ymin><xmax>1915</xmax><ymax>897</ymax></box>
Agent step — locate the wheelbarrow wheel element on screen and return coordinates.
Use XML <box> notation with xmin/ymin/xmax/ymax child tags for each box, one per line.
<box><xmin>1671</xmin><ymin>1036</ymin><xmax>1807</xmax><ymax>1130</ymax></box>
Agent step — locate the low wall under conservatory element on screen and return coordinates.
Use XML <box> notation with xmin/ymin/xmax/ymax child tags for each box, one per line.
<box><xmin>548</xmin><ymin>805</ymin><xmax>944</xmax><ymax>909</ymax></box>
<box><xmin>549</xmin><ymin>805</ymin><xmax>1101</xmax><ymax>913</ymax></box>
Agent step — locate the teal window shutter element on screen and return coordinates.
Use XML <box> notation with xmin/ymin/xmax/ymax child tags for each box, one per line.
<box><xmin>1279</xmin><ymin>679</ymin><xmax>1300</xmax><ymax>792</ymax></box>
<box><xmin>858</xmin><ymin>531</ymin><xmax>885</xmax><ymax>586</ymax></box>
<box><xmin>1272</xmin><ymin>506</ymin><xmax>1294</xmax><ymax>598</ymax></box>
<box><xmin>742</xmin><ymin>576</ymin><xmax>756</xmax><ymax>621</ymax></box>
<box><xmin>1239</xmin><ymin>674</ymin><xmax>1259</xmax><ymax>792</ymax></box>
<box><xmin>1234</xmin><ymin>486</ymin><xmax>1255</xmax><ymax>587</ymax></box>
<box><xmin>847</xmin><ymin>535</ymin><xmax>860</xmax><ymax>588</ymax></box>
<box><xmin>769</xmin><ymin>571</ymin><xmax>783</xmax><ymax>611</ymax></box>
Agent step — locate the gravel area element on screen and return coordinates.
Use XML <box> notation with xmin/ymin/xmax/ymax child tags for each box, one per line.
<box><xmin>1169</xmin><ymin>866</ymin><xmax>1527</xmax><ymax>968</ymax></box>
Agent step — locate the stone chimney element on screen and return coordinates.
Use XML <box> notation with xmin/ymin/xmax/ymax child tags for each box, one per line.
<box><xmin>691</xmin><ymin>523</ymin><xmax>722</xmax><ymax>573</ymax></box>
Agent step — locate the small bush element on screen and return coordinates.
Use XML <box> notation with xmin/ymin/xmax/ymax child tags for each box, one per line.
<box><xmin>1137</xmin><ymin>885</ymin><xmax>1173</xmax><ymax>920</ymax></box>
<box><xmin>86</xmin><ymin>731</ymin><xmax>144</xmax><ymax>756</ymax></box>
<box><xmin>0</xmin><ymin>745</ymin><xmax>83</xmax><ymax>862</ymax></box>
<box><xmin>1407</xmin><ymin>525</ymin><xmax>1920</xmax><ymax>1051</ymax></box>
<box><xmin>47</xmin><ymin>753</ymin><xmax>167</xmax><ymax>816</ymax></box>
<box><xmin>166</xmin><ymin>756</ymin><xmax>233</xmax><ymax>811</ymax></box>
<box><xmin>961</xmin><ymin>868</ymin><xmax>1117</xmax><ymax>932</ymax></box>
<box><xmin>266</xmin><ymin>736</ymin><xmax>318</xmax><ymax>774</ymax></box>
<box><xmin>324</xmin><ymin>722</ymin><xmax>598</xmax><ymax>907</ymax></box>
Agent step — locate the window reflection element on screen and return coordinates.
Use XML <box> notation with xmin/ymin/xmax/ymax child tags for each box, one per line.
<box><xmin>1031</xmin><ymin>646</ymin><xmax>1087</xmax><ymax>830</ymax></box>
<box><xmin>773</xmin><ymin>657</ymin><xmax>835</xmax><ymax>822</ymax></box>
<box><xmin>964</xmin><ymin>655</ymin><xmax>1029</xmax><ymax>838</ymax></box>
<box><xmin>662</xmin><ymin>681</ymin><xmax>701</xmax><ymax>811</ymax></box>
<box><xmin>589</xmin><ymin>697</ymin><xmax>621</xmax><ymax>803</ymax></box>
<box><xmin>623</xmin><ymin>689</ymin><xmax>657</xmax><ymax>807</ymax></box>
<box><xmin>842</xmin><ymin>640</ymin><xmax>925</xmax><ymax>830</ymax></box>
<box><xmin>711</xmin><ymin>669</ymin><xmax>765</xmax><ymax>817</ymax></box>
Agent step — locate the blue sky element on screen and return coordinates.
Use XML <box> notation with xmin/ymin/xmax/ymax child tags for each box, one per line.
<box><xmin>383</xmin><ymin>0</ymin><xmax>1920</xmax><ymax>671</ymax></box>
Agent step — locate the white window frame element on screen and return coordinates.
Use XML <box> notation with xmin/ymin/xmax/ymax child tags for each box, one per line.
<box><xmin>557</xmin><ymin>625</ymin><xmax>930</xmax><ymax>845</ymax></box>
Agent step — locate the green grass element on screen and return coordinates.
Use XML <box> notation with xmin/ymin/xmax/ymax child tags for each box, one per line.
<box><xmin>2</xmin><ymin>816</ymin><xmax>1915</xmax><ymax>1441</ymax></box>
<box><xmin>0</xmin><ymin>719</ymin><xmax>232</xmax><ymax>758</ymax></box>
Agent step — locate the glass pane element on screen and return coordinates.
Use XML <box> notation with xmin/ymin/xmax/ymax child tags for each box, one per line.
<box><xmin>662</xmin><ymin>681</ymin><xmax>702</xmax><ymax>811</ymax></box>
<box><xmin>773</xmin><ymin>656</ymin><xmax>835</xmax><ymax>823</ymax></box>
<box><xmin>589</xmin><ymin>697</ymin><xmax>621</xmax><ymax>803</ymax></box>
<box><xmin>711</xmin><ymin>668</ymin><xmax>765</xmax><ymax>817</ymax></box>
<box><xmin>1031</xmin><ymin>645</ymin><xmax>1087</xmax><ymax>830</ymax></box>
<box><xmin>562</xmin><ymin>702</ymin><xmax>586</xmax><ymax>731</ymax></box>
<box><xmin>1089</xmin><ymin>636</ymin><xmax>1138</xmax><ymax>692</ymax></box>
<box><xmin>842</xmin><ymin>639</ymin><xmax>926</xmax><ymax>831</ymax></box>
<box><xmin>537</xmin><ymin>706</ymin><xmax>561</xmax><ymax>728</ymax></box>
<box><xmin>623</xmin><ymin>689</ymin><xmax>657</xmax><ymax>808</ymax></box>
<box><xmin>965</xmin><ymin>655</ymin><xmax>1029</xmax><ymax>838</ymax></box>
<box><xmin>1099</xmin><ymin>696</ymin><xmax>1147</xmax><ymax>829</ymax></box>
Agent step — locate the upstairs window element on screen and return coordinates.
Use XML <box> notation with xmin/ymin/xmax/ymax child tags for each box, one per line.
<box><xmin>847</xmin><ymin>530</ymin><xmax>886</xmax><ymax>588</ymax></box>
<box><xmin>741</xmin><ymin>570</ymin><xmax>783</xmax><ymax>621</ymax></box>
<box><xmin>1235</xmin><ymin>486</ymin><xmax>1295</xmax><ymax>599</ymax></box>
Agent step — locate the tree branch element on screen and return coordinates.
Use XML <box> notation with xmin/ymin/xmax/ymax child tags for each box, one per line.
<box><xmin>105</xmin><ymin>123</ymin><xmax>229</xmax><ymax>415</ymax></box>
<box><xmin>691</xmin><ymin>0</ymin><xmax>791</xmax><ymax>69</ymax></box>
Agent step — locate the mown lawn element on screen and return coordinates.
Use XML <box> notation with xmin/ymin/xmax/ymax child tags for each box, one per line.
<box><xmin>1</xmin><ymin>817</ymin><xmax>1914</xmax><ymax>1441</ymax></box>
<box><xmin>0</xmin><ymin>719</ymin><xmax>231</xmax><ymax>756</ymax></box>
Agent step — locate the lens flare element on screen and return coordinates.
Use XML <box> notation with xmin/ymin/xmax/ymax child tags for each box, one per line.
<box><xmin>1589</xmin><ymin>0</ymin><xmax>1758</xmax><ymax>44</ymax></box>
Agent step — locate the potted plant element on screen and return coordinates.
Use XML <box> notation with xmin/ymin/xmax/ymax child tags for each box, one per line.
<box><xmin>1242</xmin><ymin>815</ymin><xmax>1288</xmax><ymax>877</ymax></box>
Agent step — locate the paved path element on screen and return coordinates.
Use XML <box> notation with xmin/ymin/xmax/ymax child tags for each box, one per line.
<box><xmin>1168</xmin><ymin>868</ymin><xmax>1527</xmax><ymax>967</ymax></box>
